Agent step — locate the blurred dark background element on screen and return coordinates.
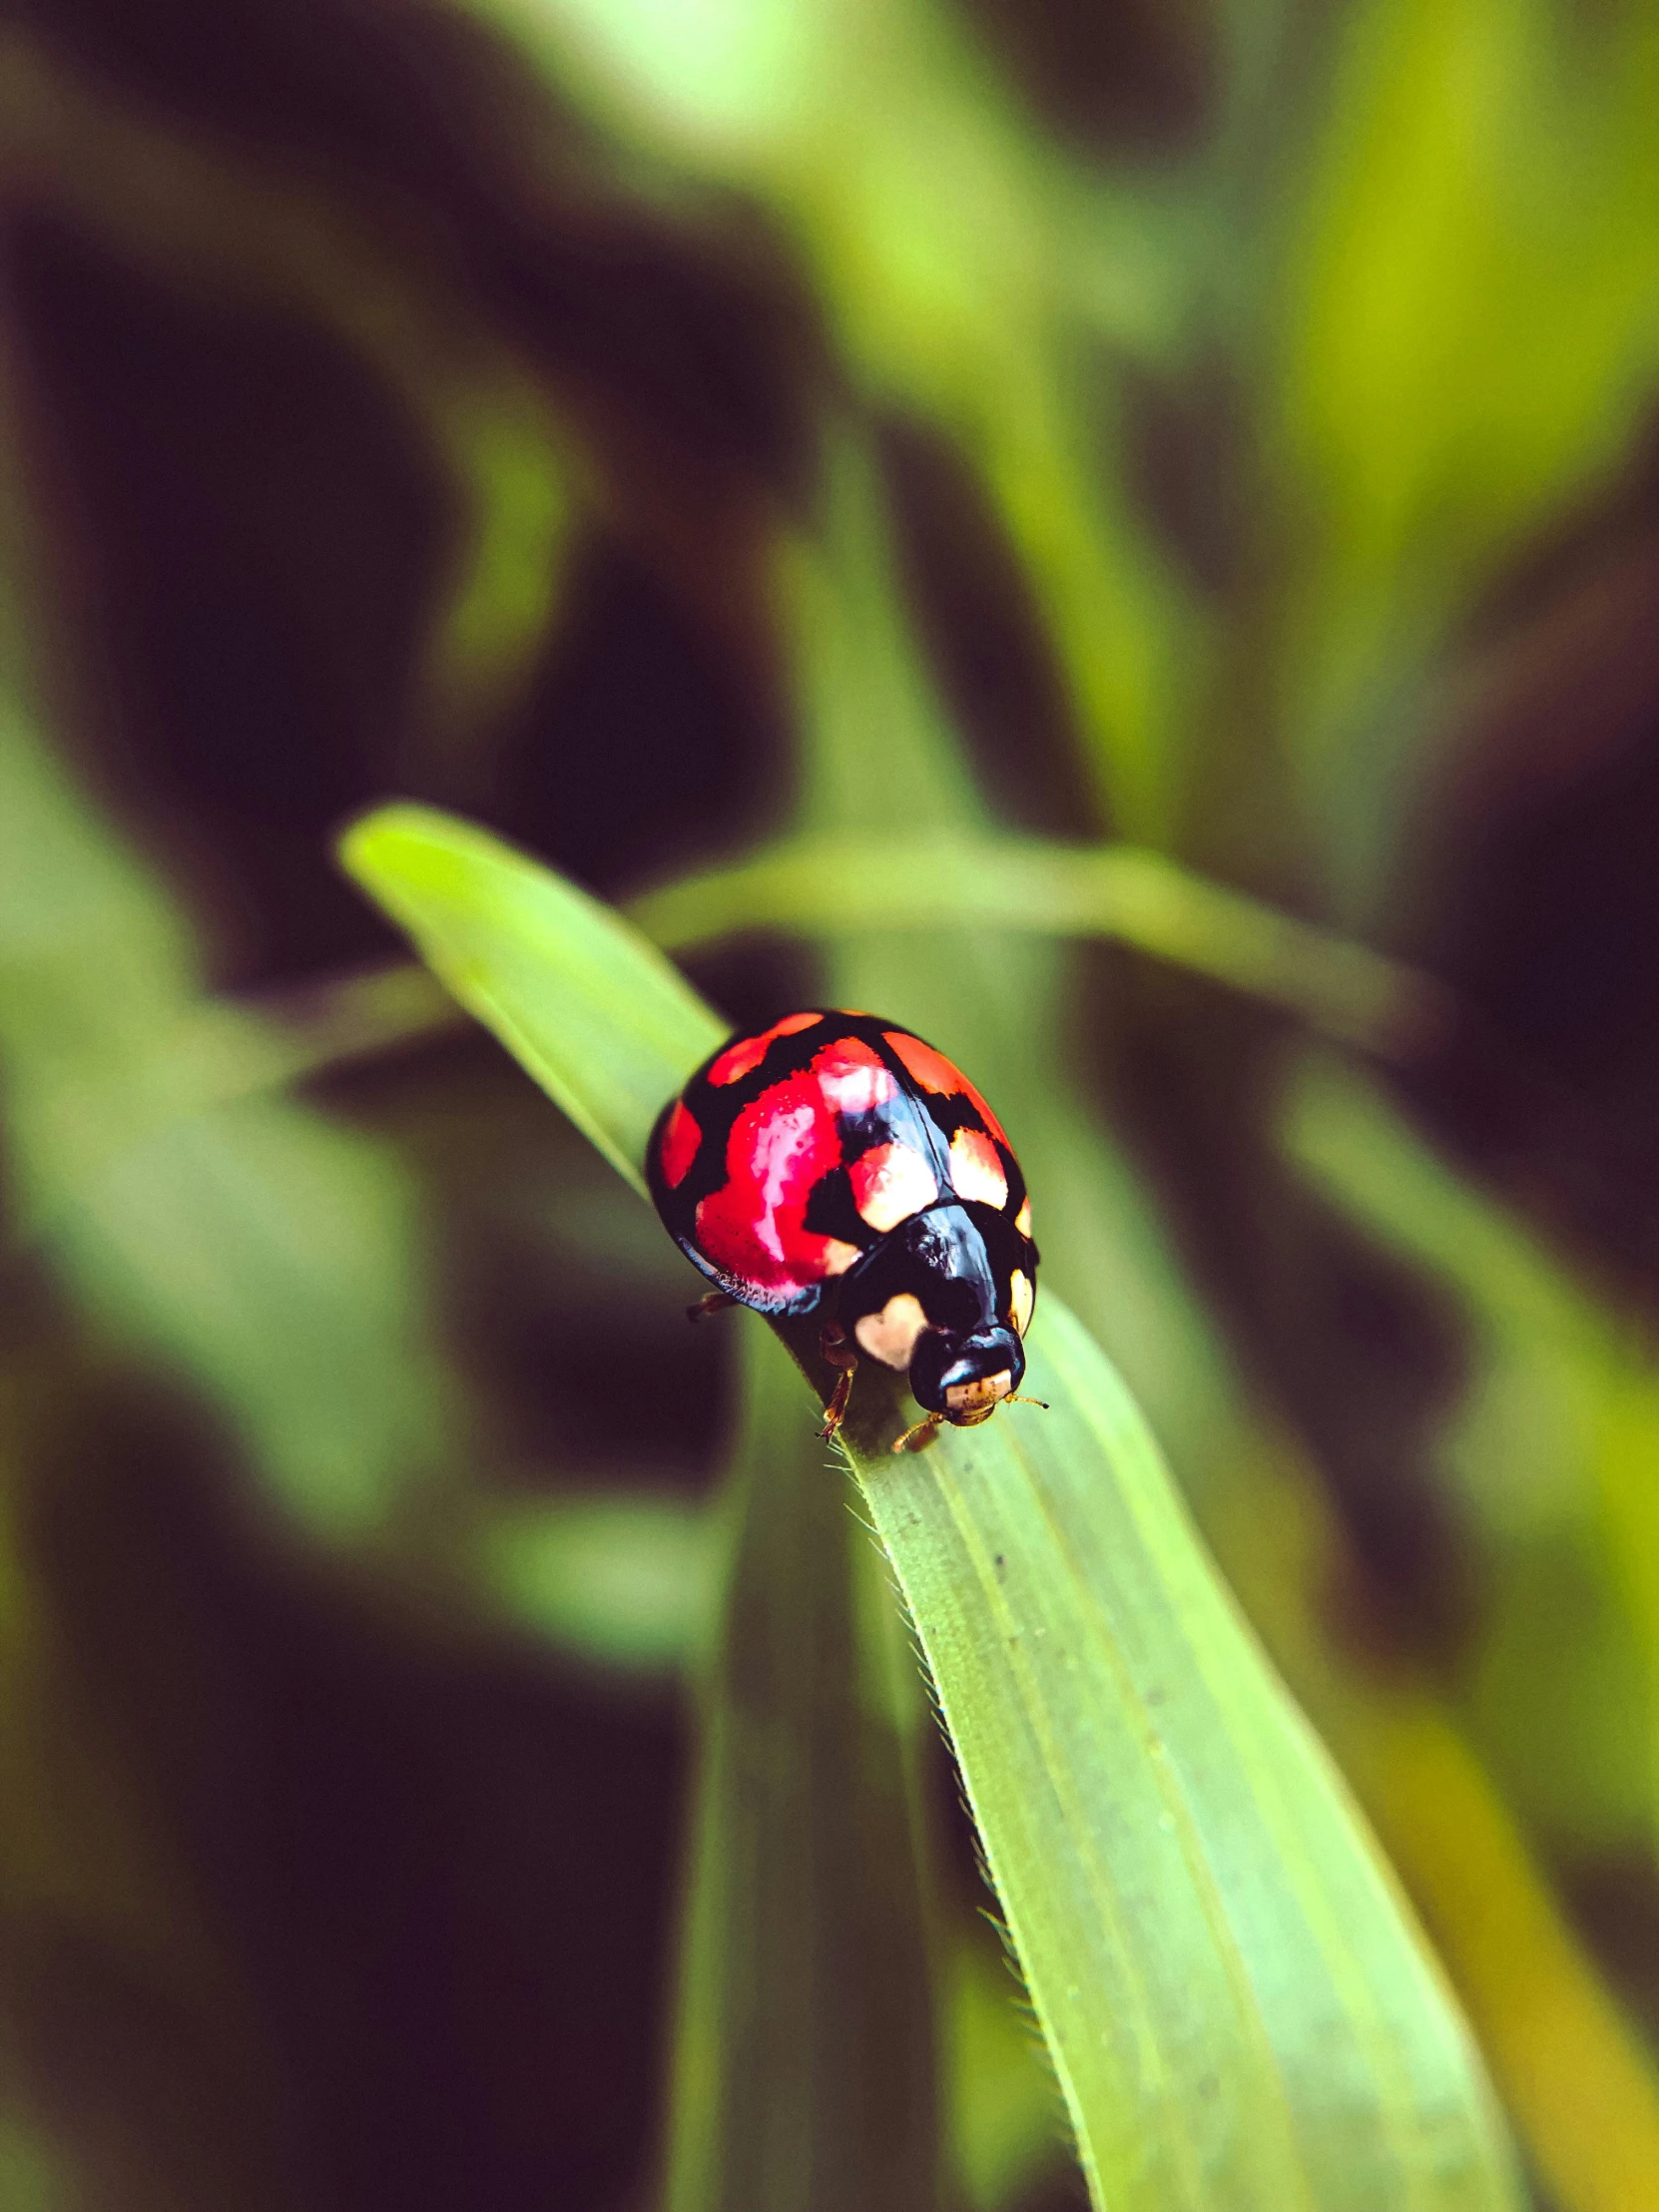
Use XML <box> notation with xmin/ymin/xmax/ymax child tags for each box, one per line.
<box><xmin>7</xmin><ymin>2</ymin><xmax>1659</xmax><ymax>2207</ymax></box>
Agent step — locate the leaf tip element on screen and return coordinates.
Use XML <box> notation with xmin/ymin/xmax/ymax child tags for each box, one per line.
<box><xmin>334</xmin><ymin>801</ymin><xmax>449</xmax><ymax>892</ymax></box>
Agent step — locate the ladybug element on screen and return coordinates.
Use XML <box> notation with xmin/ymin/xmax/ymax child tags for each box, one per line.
<box><xmin>647</xmin><ymin>1010</ymin><xmax>1043</xmax><ymax>1452</ymax></box>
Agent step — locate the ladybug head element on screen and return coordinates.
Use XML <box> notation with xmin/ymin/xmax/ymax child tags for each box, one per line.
<box><xmin>908</xmin><ymin>1323</ymin><xmax>1026</xmax><ymax>1427</ymax></box>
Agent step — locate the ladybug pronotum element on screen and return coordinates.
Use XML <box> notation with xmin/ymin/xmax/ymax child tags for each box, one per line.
<box><xmin>647</xmin><ymin>1010</ymin><xmax>1042</xmax><ymax>1452</ymax></box>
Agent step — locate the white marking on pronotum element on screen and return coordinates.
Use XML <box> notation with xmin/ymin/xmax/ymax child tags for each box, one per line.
<box><xmin>854</xmin><ymin>1292</ymin><xmax>930</xmax><ymax>1370</ymax></box>
<box><xmin>1009</xmin><ymin>1268</ymin><xmax>1034</xmax><ymax>1337</ymax></box>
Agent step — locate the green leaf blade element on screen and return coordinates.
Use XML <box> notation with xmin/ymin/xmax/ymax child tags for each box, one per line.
<box><xmin>339</xmin><ymin>803</ymin><xmax>722</xmax><ymax>1195</ymax></box>
<box><xmin>340</xmin><ymin>801</ymin><xmax>1523</xmax><ymax>2212</ymax></box>
<box><xmin>848</xmin><ymin>1297</ymin><xmax>1513</xmax><ymax>2209</ymax></box>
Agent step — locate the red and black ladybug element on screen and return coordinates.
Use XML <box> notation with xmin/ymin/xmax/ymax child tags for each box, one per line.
<box><xmin>647</xmin><ymin>1010</ymin><xmax>1042</xmax><ymax>1452</ymax></box>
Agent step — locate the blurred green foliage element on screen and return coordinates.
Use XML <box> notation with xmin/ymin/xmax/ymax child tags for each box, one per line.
<box><xmin>3</xmin><ymin>0</ymin><xmax>1659</xmax><ymax>2207</ymax></box>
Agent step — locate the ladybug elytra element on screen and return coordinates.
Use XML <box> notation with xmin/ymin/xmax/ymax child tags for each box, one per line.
<box><xmin>647</xmin><ymin>1010</ymin><xmax>1043</xmax><ymax>1452</ymax></box>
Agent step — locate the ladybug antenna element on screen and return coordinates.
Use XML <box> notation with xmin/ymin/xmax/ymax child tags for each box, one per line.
<box><xmin>1006</xmin><ymin>1392</ymin><xmax>1049</xmax><ymax>1410</ymax></box>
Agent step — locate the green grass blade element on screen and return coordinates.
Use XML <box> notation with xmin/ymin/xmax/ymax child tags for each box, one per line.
<box><xmin>340</xmin><ymin>803</ymin><xmax>721</xmax><ymax>1196</ymax></box>
<box><xmin>627</xmin><ymin>830</ymin><xmax>1444</xmax><ymax>1059</ymax></box>
<box><xmin>667</xmin><ymin>1314</ymin><xmax>939</xmax><ymax>2212</ymax></box>
<box><xmin>834</xmin><ymin>1304</ymin><xmax>1517</xmax><ymax>2211</ymax></box>
<box><xmin>341</xmin><ymin>801</ymin><xmax>1523</xmax><ymax>2212</ymax></box>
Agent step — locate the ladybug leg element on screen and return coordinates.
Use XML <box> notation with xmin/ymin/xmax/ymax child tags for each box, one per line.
<box><xmin>687</xmin><ymin>1291</ymin><xmax>739</xmax><ymax>1323</ymax></box>
<box><xmin>819</xmin><ymin>1320</ymin><xmax>858</xmax><ymax>1440</ymax></box>
<box><xmin>892</xmin><ymin>1411</ymin><xmax>945</xmax><ymax>1454</ymax></box>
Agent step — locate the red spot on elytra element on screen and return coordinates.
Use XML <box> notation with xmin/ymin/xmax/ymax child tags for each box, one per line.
<box><xmin>660</xmin><ymin>1099</ymin><xmax>701</xmax><ymax>1189</ymax></box>
<box><xmin>708</xmin><ymin>1010</ymin><xmax>823</xmax><ymax>1087</ymax></box>
<box><xmin>695</xmin><ymin>1067</ymin><xmax>847</xmax><ymax>1298</ymax></box>
<box><xmin>883</xmin><ymin>1029</ymin><xmax>1009</xmax><ymax>1147</ymax></box>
